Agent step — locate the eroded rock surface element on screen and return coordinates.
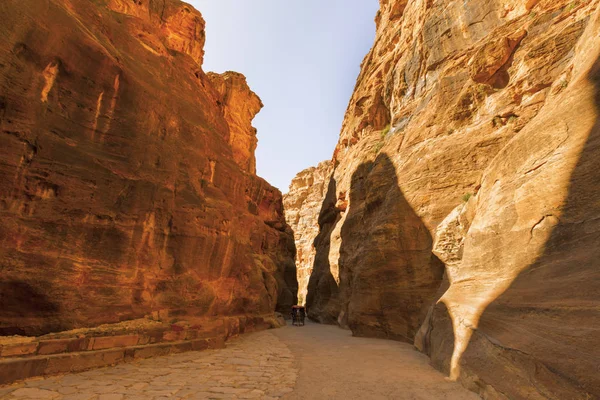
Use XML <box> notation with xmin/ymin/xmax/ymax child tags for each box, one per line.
<box><xmin>208</xmin><ymin>72</ymin><xmax>263</xmax><ymax>175</ymax></box>
<box><xmin>283</xmin><ymin>161</ymin><xmax>333</xmax><ymax>306</ymax></box>
<box><xmin>0</xmin><ymin>0</ymin><xmax>296</xmax><ymax>336</ymax></box>
<box><xmin>419</xmin><ymin>6</ymin><xmax>600</xmax><ymax>398</ymax></box>
<box><xmin>295</xmin><ymin>0</ymin><xmax>600</xmax><ymax>398</ymax></box>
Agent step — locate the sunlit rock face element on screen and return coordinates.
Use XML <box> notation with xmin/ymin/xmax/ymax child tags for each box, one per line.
<box><xmin>107</xmin><ymin>0</ymin><xmax>206</xmax><ymax>65</ymax></box>
<box><xmin>0</xmin><ymin>0</ymin><xmax>296</xmax><ymax>336</ymax></box>
<box><xmin>301</xmin><ymin>0</ymin><xmax>600</xmax><ymax>397</ymax></box>
<box><xmin>207</xmin><ymin>72</ymin><xmax>263</xmax><ymax>175</ymax></box>
<box><xmin>418</xmin><ymin>7</ymin><xmax>600</xmax><ymax>398</ymax></box>
<box><xmin>283</xmin><ymin>161</ymin><xmax>333</xmax><ymax>306</ymax></box>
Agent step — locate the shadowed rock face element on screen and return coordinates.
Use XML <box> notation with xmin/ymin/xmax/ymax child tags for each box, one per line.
<box><xmin>0</xmin><ymin>0</ymin><xmax>296</xmax><ymax>336</ymax></box>
<box><xmin>301</xmin><ymin>155</ymin><xmax>444</xmax><ymax>338</ymax></box>
<box><xmin>288</xmin><ymin>0</ymin><xmax>600</xmax><ymax>397</ymax></box>
<box><xmin>305</xmin><ymin>175</ymin><xmax>341</xmax><ymax>324</ymax></box>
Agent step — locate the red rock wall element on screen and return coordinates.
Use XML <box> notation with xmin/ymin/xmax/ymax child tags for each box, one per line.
<box><xmin>0</xmin><ymin>0</ymin><xmax>296</xmax><ymax>336</ymax></box>
<box><xmin>297</xmin><ymin>0</ymin><xmax>600</xmax><ymax>397</ymax></box>
<box><xmin>207</xmin><ymin>72</ymin><xmax>263</xmax><ymax>175</ymax></box>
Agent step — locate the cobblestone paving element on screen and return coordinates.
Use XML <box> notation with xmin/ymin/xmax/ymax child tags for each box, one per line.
<box><xmin>0</xmin><ymin>331</ymin><xmax>297</xmax><ymax>400</ymax></box>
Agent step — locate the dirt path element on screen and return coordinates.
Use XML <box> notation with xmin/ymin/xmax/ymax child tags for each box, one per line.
<box><xmin>273</xmin><ymin>322</ymin><xmax>479</xmax><ymax>400</ymax></box>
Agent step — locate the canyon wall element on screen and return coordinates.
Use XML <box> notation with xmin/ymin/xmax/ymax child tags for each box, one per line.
<box><xmin>0</xmin><ymin>0</ymin><xmax>297</xmax><ymax>336</ymax></box>
<box><xmin>207</xmin><ymin>71</ymin><xmax>263</xmax><ymax>175</ymax></box>
<box><xmin>291</xmin><ymin>0</ymin><xmax>600</xmax><ymax>397</ymax></box>
<box><xmin>283</xmin><ymin>161</ymin><xmax>332</xmax><ymax>306</ymax></box>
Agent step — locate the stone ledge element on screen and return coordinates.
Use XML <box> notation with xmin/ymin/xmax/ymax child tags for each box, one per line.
<box><xmin>0</xmin><ymin>314</ymin><xmax>277</xmax><ymax>359</ymax></box>
<box><xmin>0</xmin><ymin>314</ymin><xmax>281</xmax><ymax>386</ymax></box>
<box><xmin>0</xmin><ymin>338</ymin><xmax>226</xmax><ymax>386</ymax></box>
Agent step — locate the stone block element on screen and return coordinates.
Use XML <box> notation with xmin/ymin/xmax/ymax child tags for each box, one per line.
<box><xmin>131</xmin><ymin>344</ymin><xmax>171</xmax><ymax>360</ymax></box>
<box><xmin>37</xmin><ymin>338</ymin><xmax>83</xmax><ymax>355</ymax></box>
<box><xmin>163</xmin><ymin>330</ymin><xmax>186</xmax><ymax>342</ymax></box>
<box><xmin>1</xmin><ymin>342</ymin><xmax>38</xmax><ymax>357</ymax></box>
<box><xmin>144</xmin><ymin>329</ymin><xmax>166</xmax><ymax>344</ymax></box>
<box><xmin>90</xmin><ymin>335</ymin><xmax>139</xmax><ymax>350</ymax></box>
<box><xmin>207</xmin><ymin>336</ymin><xmax>226</xmax><ymax>349</ymax></box>
<box><xmin>191</xmin><ymin>339</ymin><xmax>210</xmax><ymax>351</ymax></box>
<box><xmin>45</xmin><ymin>349</ymin><xmax>125</xmax><ymax>374</ymax></box>
<box><xmin>170</xmin><ymin>341</ymin><xmax>193</xmax><ymax>354</ymax></box>
<box><xmin>0</xmin><ymin>357</ymin><xmax>48</xmax><ymax>385</ymax></box>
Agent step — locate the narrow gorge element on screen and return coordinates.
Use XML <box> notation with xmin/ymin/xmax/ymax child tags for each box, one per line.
<box><xmin>0</xmin><ymin>0</ymin><xmax>598</xmax><ymax>399</ymax></box>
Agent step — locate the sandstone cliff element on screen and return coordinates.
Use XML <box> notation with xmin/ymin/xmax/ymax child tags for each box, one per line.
<box><xmin>292</xmin><ymin>0</ymin><xmax>600</xmax><ymax>398</ymax></box>
<box><xmin>283</xmin><ymin>161</ymin><xmax>333</xmax><ymax>306</ymax></box>
<box><xmin>0</xmin><ymin>0</ymin><xmax>296</xmax><ymax>336</ymax></box>
<box><xmin>207</xmin><ymin>72</ymin><xmax>263</xmax><ymax>175</ymax></box>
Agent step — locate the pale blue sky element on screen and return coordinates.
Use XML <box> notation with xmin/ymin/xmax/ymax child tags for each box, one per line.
<box><xmin>190</xmin><ymin>0</ymin><xmax>379</xmax><ymax>192</ymax></box>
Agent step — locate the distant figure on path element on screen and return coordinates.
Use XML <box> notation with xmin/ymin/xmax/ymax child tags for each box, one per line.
<box><xmin>291</xmin><ymin>305</ymin><xmax>306</xmax><ymax>326</ymax></box>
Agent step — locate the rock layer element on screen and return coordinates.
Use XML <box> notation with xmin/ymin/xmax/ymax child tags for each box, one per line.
<box><xmin>0</xmin><ymin>0</ymin><xmax>296</xmax><ymax>336</ymax></box>
<box><xmin>295</xmin><ymin>0</ymin><xmax>600</xmax><ymax>397</ymax></box>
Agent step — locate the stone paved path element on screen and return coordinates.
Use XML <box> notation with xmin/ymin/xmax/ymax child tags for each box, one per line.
<box><xmin>0</xmin><ymin>331</ymin><xmax>297</xmax><ymax>400</ymax></box>
<box><xmin>0</xmin><ymin>323</ymin><xmax>479</xmax><ymax>399</ymax></box>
